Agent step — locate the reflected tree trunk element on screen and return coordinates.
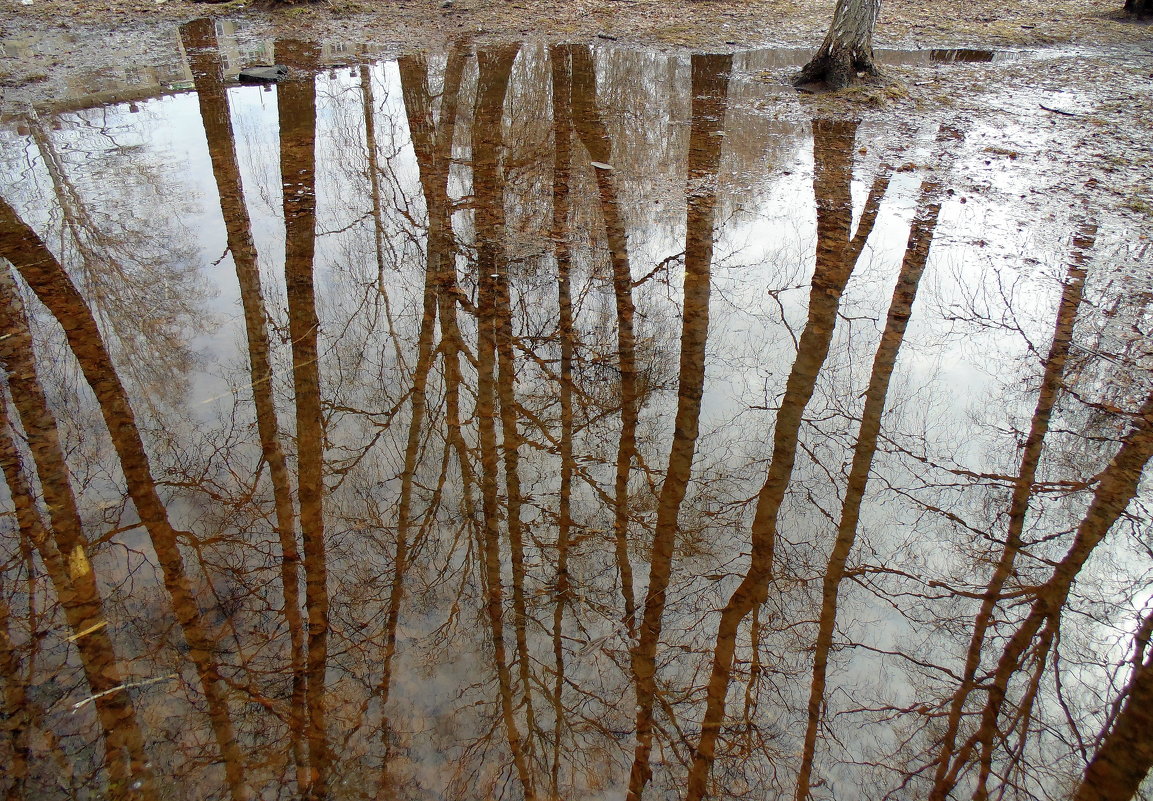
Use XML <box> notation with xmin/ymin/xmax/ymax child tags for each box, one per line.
<box><xmin>180</xmin><ymin>20</ymin><xmax>309</xmax><ymax>790</ymax></box>
<box><xmin>0</xmin><ymin>578</ymin><xmax>32</xmax><ymax>801</ymax></box>
<box><xmin>373</xmin><ymin>49</ymin><xmax>466</xmax><ymax>795</ymax></box>
<box><xmin>548</xmin><ymin>43</ymin><xmax>575</xmax><ymax>801</ymax></box>
<box><xmin>569</xmin><ymin>44</ymin><xmax>639</xmax><ymax>636</ymax></box>
<box><xmin>472</xmin><ymin>44</ymin><xmax>538</xmax><ymax>801</ymax></box>
<box><xmin>795</xmin><ymin>129</ymin><xmax>962</xmax><ymax>801</ymax></box>
<box><xmin>626</xmin><ymin>53</ymin><xmax>732</xmax><ymax>801</ymax></box>
<box><xmin>930</xmin><ymin>223</ymin><xmax>1097</xmax><ymax>801</ymax></box>
<box><xmin>431</xmin><ymin>41</ymin><xmax>480</xmax><ymax>571</ymax></box>
<box><xmin>490</xmin><ymin>64</ymin><xmax>541</xmax><ymax>777</ymax></box>
<box><xmin>275</xmin><ymin>38</ymin><xmax>330</xmax><ymax>801</ymax></box>
<box><xmin>944</xmin><ymin>388</ymin><xmax>1153</xmax><ymax>801</ymax></box>
<box><xmin>1072</xmin><ymin>608</ymin><xmax>1153</xmax><ymax>801</ymax></box>
<box><xmin>394</xmin><ymin>45</ymin><xmax>472</xmax><ymax>545</ymax></box>
<box><xmin>0</xmin><ymin>269</ymin><xmax>156</xmax><ymax>801</ymax></box>
<box><xmin>0</xmin><ymin>195</ymin><xmax>253</xmax><ymax>801</ymax></box>
<box><xmin>685</xmin><ymin>119</ymin><xmax>875</xmax><ymax>801</ymax></box>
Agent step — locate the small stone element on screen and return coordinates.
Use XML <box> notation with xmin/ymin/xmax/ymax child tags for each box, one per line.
<box><xmin>442</xmin><ymin>1</ymin><xmax>453</xmax><ymax>7</ymax></box>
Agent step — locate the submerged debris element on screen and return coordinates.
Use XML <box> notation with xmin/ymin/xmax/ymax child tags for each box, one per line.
<box><xmin>238</xmin><ymin>64</ymin><xmax>288</xmax><ymax>82</ymax></box>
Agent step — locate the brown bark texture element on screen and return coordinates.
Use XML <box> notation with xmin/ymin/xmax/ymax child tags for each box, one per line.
<box><xmin>943</xmin><ymin>387</ymin><xmax>1153</xmax><ymax>801</ymax></box>
<box><xmin>0</xmin><ymin>582</ymin><xmax>33</xmax><ymax>801</ymax></box>
<box><xmin>275</xmin><ymin>37</ymin><xmax>330</xmax><ymax>801</ymax></box>
<box><xmin>376</xmin><ymin>49</ymin><xmax>464</xmax><ymax>796</ymax></box>
<box><xmin>472</xmin><ymin>43</ymin><xmax>539</xmax><ymax>801</ymax></box>
<box><xmin>1072</xmin><ymin>609</ymin><xmax>1153</xmax><ymax>801</ymax></box>
<box><xmin>549</xmin><ymin>42</ymin><xmax>576</xmax><ymax>801</ymax></box>
<box><xmin>795</xmin><ymin>0</ymin><xmax>882</xmax><ymax>89</ymax></box>
<box><xmin>0</xmin><ymin>269</ymin><xmax>156</xmax><ymax>801</ymax></box>
<box><xmin>929</xmin><ymin>223</ymin><xmax>1096</xmax><ymax>801</ymax></box>
<box><xmin>569</xmin><ymin>43</ymin><xmax>639</xmax><ymax>636</ymax></box>
<box><xmin>795</xmin><ymin>127</ymin><xmax>969</xmax><ymax>801</ymax></box>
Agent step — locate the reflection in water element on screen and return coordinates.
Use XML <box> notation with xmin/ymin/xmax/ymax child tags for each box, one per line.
<box><xmin>183</xmin><ymin>20</ymin><xmax>310</xmax><ymax>797</ymax></box>
<box><xmin>629</xmin><ymin>51</ymin><xmax>732</xmax><ymax>801</ymax></box>
<box><xmin>0</xmin><ymin>265</ymin><xmax>155</xmax><ymax>801</ymax></box>
<box><xmin>1</xmin><ymin>27</ymin><xmax>1152</xmax><ymax>801</ymax></box>
<box><xmin>929</xmin><ymin>49</ymin><xmax>997</xmax><ymax>63</ymax></box>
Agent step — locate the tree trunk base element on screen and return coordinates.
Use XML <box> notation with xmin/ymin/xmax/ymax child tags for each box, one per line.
<box><xmin>1125</xmin><ymin>0</ymin><xmax>1153</xmax><ymax>16</ymax></box>
<box><xmin>794</xmin><ymin>45</ymin><xmax>879</xmax><ymax>91</ymax></box>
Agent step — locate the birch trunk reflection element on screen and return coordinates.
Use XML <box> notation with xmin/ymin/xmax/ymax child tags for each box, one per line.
<box><xmin>180</xmin><ymin>20</ymin><xmax>309</xmax><ymax>789</ymax></box>
<box><xmin>795</xmin><ymin>128</ymin><xmax>962</xmax><ymax>801</ymax></box>
<box><xmin>945</xmin><ymin>386</ymin><xmax>1153</xmax><ymax>801</ymax></box>
<box><xmin>275</xmin><ymin>38</ymin><xmax>330</xmax><ymax>801</ymax></box>
<box><xmin>930</xmin><ymin>224</ymin><xmax>1097</xmax><ymax>801</ymax></box>
<box><xmin>1072</xmin><ymin>607</ymin><xmax>1153</xmax><ymax>801</ymax></box>
<box><xmin>472</xmin><ymin>44</ymin><xmax>538</xmax><ymax>801</ymax></box>
<box><xmin>548</xmin><ymin>42</ymin><xmax>575</xmax><ymax>801</ymax></box>
<box><xmin>0</xmin><ymin>268</ymin><xmax>155</xmax><ymax>801</ymax></box>
<box><xmin>627</xmin><ymin>52</ymin><xmax>732</xmax><ymax>801</ymax></box>
<box><xmin>0</xmin><ymin>576</ymin><xmax>32</xmax><ymax>801</ymax></box>
<box><xmin>0</xmin><ymin>194</ymin><xmax>254</xmax><ymax>801</ymax></box>
<box><xmin>3</xmin><ymin>37</ymin><xmax>1149</xmax><ymax>801</ymax></box>
<box><xmin>491</xmin><ymin>60</ymin><xmax>541</xmax><ymax>781</ymax></box>
<box><xmin>686</xmin><ymin>119</ymin><xmax>882</xmax><ymax>801</ymax></box>
<box><xmin>569</xmin><ymin>44</ymin><xmax>639</xmax><ymax>636</ymax></box>
<box><xmin>375</xmin><ymin>49</ymin><xmax>465</xmax><ymax>795</ymax></box>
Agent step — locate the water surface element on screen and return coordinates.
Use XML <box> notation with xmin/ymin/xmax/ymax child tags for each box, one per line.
<box><xmin>0</xmin><ymin>22</ymin><xmax>1151</xmax><ymax>801</ymax></box>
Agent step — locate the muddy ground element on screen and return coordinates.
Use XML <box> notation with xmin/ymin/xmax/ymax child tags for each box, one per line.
<box><xmin>1</xmin><ymin>0</ymin><xmax>1151</xmax><ymax>60</ymax></box>
<box><xmin>1</xmin><ymin>0</ymin><xmax>1150</xmax><ymax>117</ymax></box>
<box><xmin>1</xmin><ymin>0</ymin><xmax>1151</xmax><ymax>102</ymax></box>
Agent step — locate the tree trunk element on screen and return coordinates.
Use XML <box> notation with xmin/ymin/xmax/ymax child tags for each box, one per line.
<box><xmin>929</xmin><ymin>223</ymin><xmax>1096</xmax><ymax>801</ymax></box>
<box><xmin>275</xmin><ymin>38</ymin><xmax>330</xmax><ymax>801</ymax></box>
<box><xmin>569</xmin><ymin>44</ymin><xmax>639</xmax><ymax>637</ymax></box>
<box><xmin>796</xmin><ymin>136</ymin><xmax>965</xmax><ymax>801</ymax></box>
<box><xmin>627</xmin><ymin>53</ymin><xmax>731</xmax><ymax>801</ymax></box>
<box><xmin>549</xmin><ymin>42</ymin><xmax>576</xmax><ymax>801</ymax></box>
<box><xmin>1072</xmin><ymin>609</ymin><xmax>1153</xmax><ymax>801</ymax></box>
<box><xmin>0</xmin><ymin>271</ymin><xmax>156</xmax><ymax>801</ymax></box>
<box><xmin>376</xmin><ymin>50</ymin><xmax>465</xmax><ymax>796</ymax></box>
<box><xmin>472</xmin><ymin>44</ymin><xmax>539</xmax><ymax>801</ymax></box>
<box><xmin>0</xmin><ymin>194</ymin><xmax>254</xmax><ymax>801</ymax></box>
<box><xmin>795</xmin><ymin>0</ymin><xmax>882</xmax><ymax>89</ymax></box>
<box><xmin>0</xmin><ymin>583</ymin><xmax>33</xmax><ymax>801</ymax></box>
<box><xmin>685</xmin><ymin>119</ymin><xmax>866</xmax><ymax>801</ymax></box>
<box><xmin>941</xmin><ymin>388</ymin><xmax>1153</xmax><ymax>801</ymax></box>
<box><xmin>180</xmin><ymin>21</ymin><xmax>309</xmax><ymax>791</ymax></box>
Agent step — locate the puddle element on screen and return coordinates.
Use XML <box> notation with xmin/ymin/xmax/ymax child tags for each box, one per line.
<box><xmin>0</xmin><ymin>22</ymin><xmax>1151</xmax><ymax>801</ymax></box>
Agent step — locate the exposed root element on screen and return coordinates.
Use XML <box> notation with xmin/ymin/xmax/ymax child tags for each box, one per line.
<box><xmin>794</xmin><ymin>46</ymin><xmax>879</xmax><ymax>90</ymax></box>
